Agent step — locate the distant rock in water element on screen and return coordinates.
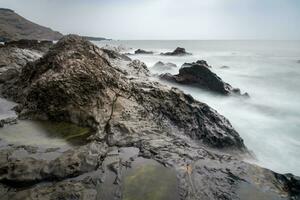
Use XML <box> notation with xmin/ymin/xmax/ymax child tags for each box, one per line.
<box><xmin>220</xmin><ymin>65</ymin><xmax>230</xmax><ymax>69</ymax></box>
<box><xmin>134</xmin><ymin>49</ymin><xmax>154</xmax><ymax>54</ymax></box>
<box><xmin>152</xmin><ymin>61</ymin><xmax>177</xmax><ymax>71</ymax></box>
<box><xmin>0</xmin><ymin>8</ymin><xmax>63</xmax><ymax>41</ymax></box>
<box><xmin>160</xmin><ymin>47</ymin><xmax>192</xmax><ymax>56</ymax></box>
<box><xmin>160</xmin><ymin>61</ymin><xmax>248</xmax><ymax>96</ymax></box>
<box><xmin>297</xmin><ymin>60</ymin><xmax>300</xmax><ymax>63</ymax></box>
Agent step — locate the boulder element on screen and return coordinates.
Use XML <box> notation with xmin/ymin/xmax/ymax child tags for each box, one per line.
<box><xmin>134</xmin><ymin>49</ymin><xmax>153</xmax><ymax>54</ymax></box>
<box><xmin>161</xmin><ymin>47</ymin><xmax>192</xmax><ymax>56</ymax></box>
<box><xmin>160</xmin><ymin>61</ymin><xmax>248</xmax><ymax>96</ymax></box>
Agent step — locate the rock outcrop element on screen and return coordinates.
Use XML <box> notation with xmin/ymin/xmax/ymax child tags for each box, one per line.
<box><xmin>0</xmin><ymin>35</ymin><xmax>298</xmax><ymax>200</ymax></box>
<box><xmin>161</xmin><ymin>47</ymin><xmax>192</xmax><ymax>56</ymax></box>
<box><xmin>0</xmin><ymin>8</ymin><xmax>63</xmax><ymax>41</ymax></box>
<box><xmin>160</xmin><ymin>61</ymin><xmax>248</xmax><ymax>96</ymax></box>
<box><xmin>134</xmin><ymin>49</ymin><xmax>154</xmax><ymax>54</ymax></box>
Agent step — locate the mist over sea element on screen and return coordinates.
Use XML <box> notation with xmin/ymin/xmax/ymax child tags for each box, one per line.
<box><xmin>94</xmin><ymin>40</ymin><xmax>300</xmax><ymax>176</ymax></box>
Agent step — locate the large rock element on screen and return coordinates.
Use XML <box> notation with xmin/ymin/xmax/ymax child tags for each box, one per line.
<box><xmin>161</xmin><ymin>47</ymin><xmax>192</xmax><ymax>56</ymax></box>
<box><xmin>1</xmin><ymin>35</ymin><xmax>299</xmax><ymax>200</ymax></box>
<box><xmin>160</xmin><ymin>61</ymin><xmax>248</xmax><ymax>96</ymax></box>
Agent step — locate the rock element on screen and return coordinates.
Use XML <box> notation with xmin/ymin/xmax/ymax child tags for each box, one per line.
<box><xmin>0</xmin><ymin>117</ymin><xmax>18</xmax><ymax>128</ymax></box>
<box><xmin>195</xmin><ymin>60</ymin><xmax>211</xmax><ymax>68</ymax></box>
<box><xmin>134</xmin><ymin>49</ymin><xmax>153</xmax><ymax>54</ymax></box>
<box><xmin>152</xmin><ymin>61</ymin><xmax>177</xmax><ymax>71</ymax></box>
<box><xmin>161</xmin><ymin>47</ymin><xmax>192</xmax><ymax>56</ymax></box>
<box><xmin>160</xmin><ymin>61</ymin><xmax>248</xmax><ymax>96</ymax></box>
<box><xmin>0</xmin><ymin>43</ymin><xmax>43</xmax><ymax>84</ymax></box>
<box><xmin>220</xmin><ymin>65</ymin><xmax>230</xmax><ymax>69</ymax></box>
<box><xmin>297</xmin><ymin>60</ymin><xmax>300</xmax><ymax>64</ymax></box>
<box><xmin>101</xmin><ymin>48</ymin><xmax>131</xmax><ymax>61</ymax></box>
<box><xmin>1</xmin><ymin>35</ymin><xmax>298</xmax><ymax>200</ymax></box>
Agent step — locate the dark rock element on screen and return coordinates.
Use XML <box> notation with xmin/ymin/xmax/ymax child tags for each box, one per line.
<box><xmin>152</xmin><ymin>61</ymin><xmax>177</xmax><ymax>71</ymax></box>
<box><xmin>101</xmin><ymin>48</ymin><xmax>131</xmax><ymax>61</ymax></box>
<box><xmin>297</xmin><ymin>60</ymin><xmax>300</xmax><ymax>64</ymax></box>
<box><xmin>160</xmin><ymin>61</ymin><xmax>248</xmax><ymax>96</ymax></box>
<box><xmin>195</xmin><ymin>60</ymin><xmax>211</xmax><ymax>68</ymax></box>
<box><xmin>161</xmin><ymin>47</ymin><xmax>192</xmax><ymax>56</ymax></box>
<box><xmin>134</xmin><ymin>49</ymin><xmax>154</xmax><ymax>54</ymax></box>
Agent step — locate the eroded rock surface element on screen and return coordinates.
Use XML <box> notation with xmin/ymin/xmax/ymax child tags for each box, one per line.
<box><xmin>160</xmin><ymin>61</ymin><xmax>248</xmax><ymax>96</ymax></box>
<box><xmin>0</xmin><ymin>35</ymin><xmax>298</xmax><ymax>200</ymax></box>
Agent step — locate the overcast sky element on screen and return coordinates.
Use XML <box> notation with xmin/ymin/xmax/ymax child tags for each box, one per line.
<box><xmin>1</xmin><ymin>0</ymin><xmax>300</xmax><ymax>40</ymax></box>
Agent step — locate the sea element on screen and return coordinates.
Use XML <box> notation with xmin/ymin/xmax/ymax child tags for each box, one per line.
<box><xmin>94</xmin><ymin>40</ymin><xmax>300</xmax><ymax>176</ymax></box>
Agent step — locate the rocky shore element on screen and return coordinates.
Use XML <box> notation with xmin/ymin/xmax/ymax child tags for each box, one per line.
<box><xmin>0</xmin><ymin>35</ymin><xmax>299</xmax><ymax>200</ymax></box>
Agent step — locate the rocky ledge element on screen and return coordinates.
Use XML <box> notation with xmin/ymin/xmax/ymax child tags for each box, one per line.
<box><xmin>161</xmin><ymin>47</ymin><xmax>192</xmax><ymax>56</ymax></box>
<box><xmin>0</xmin><ymin>35</ymin><xmax>298</xmax><ymax>200</ymax></box>
<box><xmin>160</xmin><ymin>61</ymin><xmax>249</xmax><ymax>96</ymax></box>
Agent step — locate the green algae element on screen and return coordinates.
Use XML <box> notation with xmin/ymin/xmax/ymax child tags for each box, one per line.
<box><xmin>0</xmin><ymin>120</ymin><xmax>90</xmax><ymax>148</ymax></box>
<box><xmin>123</xmin><ymin>163</ymin><xmax>179</xmax><ymax>200</ymax></box>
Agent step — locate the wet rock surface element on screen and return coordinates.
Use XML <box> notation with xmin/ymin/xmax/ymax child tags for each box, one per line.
<box><xmin>0</xmin><ymin>35</ymin><xmax>299</xmax><ymax>200</ymax></box>
<box><xmin>160</xmin><ymin>61</ymin><xmax>249</xmax><ymax>96</ymax></box>
<box><xmin>161</xmin><ymin>47</ymin><xmax>192</xmax><ymax>56</ymax></box>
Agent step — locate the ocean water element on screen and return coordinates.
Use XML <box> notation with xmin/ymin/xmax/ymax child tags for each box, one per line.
<box><xmin>94</xmin><ymin>40</ymin><xmax>300</xmax><ymax>176</ymax></box>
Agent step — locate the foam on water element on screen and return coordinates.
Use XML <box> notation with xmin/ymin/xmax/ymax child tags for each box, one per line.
<box><xmin>95</xmin><ymin>40</ymin><xmax>300</xmax><ymax>176</ymax></box>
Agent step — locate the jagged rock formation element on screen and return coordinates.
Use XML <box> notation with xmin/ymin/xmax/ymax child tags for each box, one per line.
<box><xmin>160</xmin><ymin>61</ymin><xmax>248</xmax><ymax>96</ymax></box>
<box><xmin>161</xmin><ymin>47</ymin><xmax>192</xmax><ymax>56</ymax></box>
<box><xmin>0</xmin><ymin>8</ymin><xmax>63</xmax><ymax>41</ymax></box>
<box><xmin>0</xmin><ymin>35</ymin><xmax>298</xmax><ymax>200</ymax></box>
<box><xmin>134</xmin><ymin>49</ymin><xmax>154</xmax><ymax>54</ymax></box>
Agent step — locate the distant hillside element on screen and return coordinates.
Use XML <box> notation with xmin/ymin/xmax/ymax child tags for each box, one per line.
<box><xmin>0</xmin><ymin>8</ymin><xmax>63</xmax><ymax>42</ymax></box>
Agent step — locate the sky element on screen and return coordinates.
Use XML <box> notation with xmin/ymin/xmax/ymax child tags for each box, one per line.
<box><xmin>1</xmin><ymin>0</ymin><xmax>300</xmax><ymax>40</ymax></box>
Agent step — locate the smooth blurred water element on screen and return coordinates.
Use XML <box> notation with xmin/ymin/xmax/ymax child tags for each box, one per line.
<box><xmin>95</xmin><ymin>40</ymin><xmax>300</xmax><ymax>176</ymax></box>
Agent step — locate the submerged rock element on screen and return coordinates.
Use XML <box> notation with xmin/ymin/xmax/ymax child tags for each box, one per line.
<box><xmin>134</xmin><ymin>49</ymin><xmax>153</xmax><ymax>54</ymax></box>
<box><xmin>152</xmin><ymin>61</ymin><xmax>177</xmax><ymax>71</ymax></box>
<box><xmin>161</xmin><ymin>47</ymin><xmax>192</xmax><ymax>56</ymax></box>
<box><xmin>220</xmin><ymin>65</ymin><xmax>230</xmax><ymax>69</ymax></box>
<box><xmin>160</xmin><ymin>61</ymin><xmax>248</xmax><ymax>96</ymax></box>
<box><xmin>0</xmin><ymin>35</ymin><xmax>298</xmax><ymax>200</ymax></box>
